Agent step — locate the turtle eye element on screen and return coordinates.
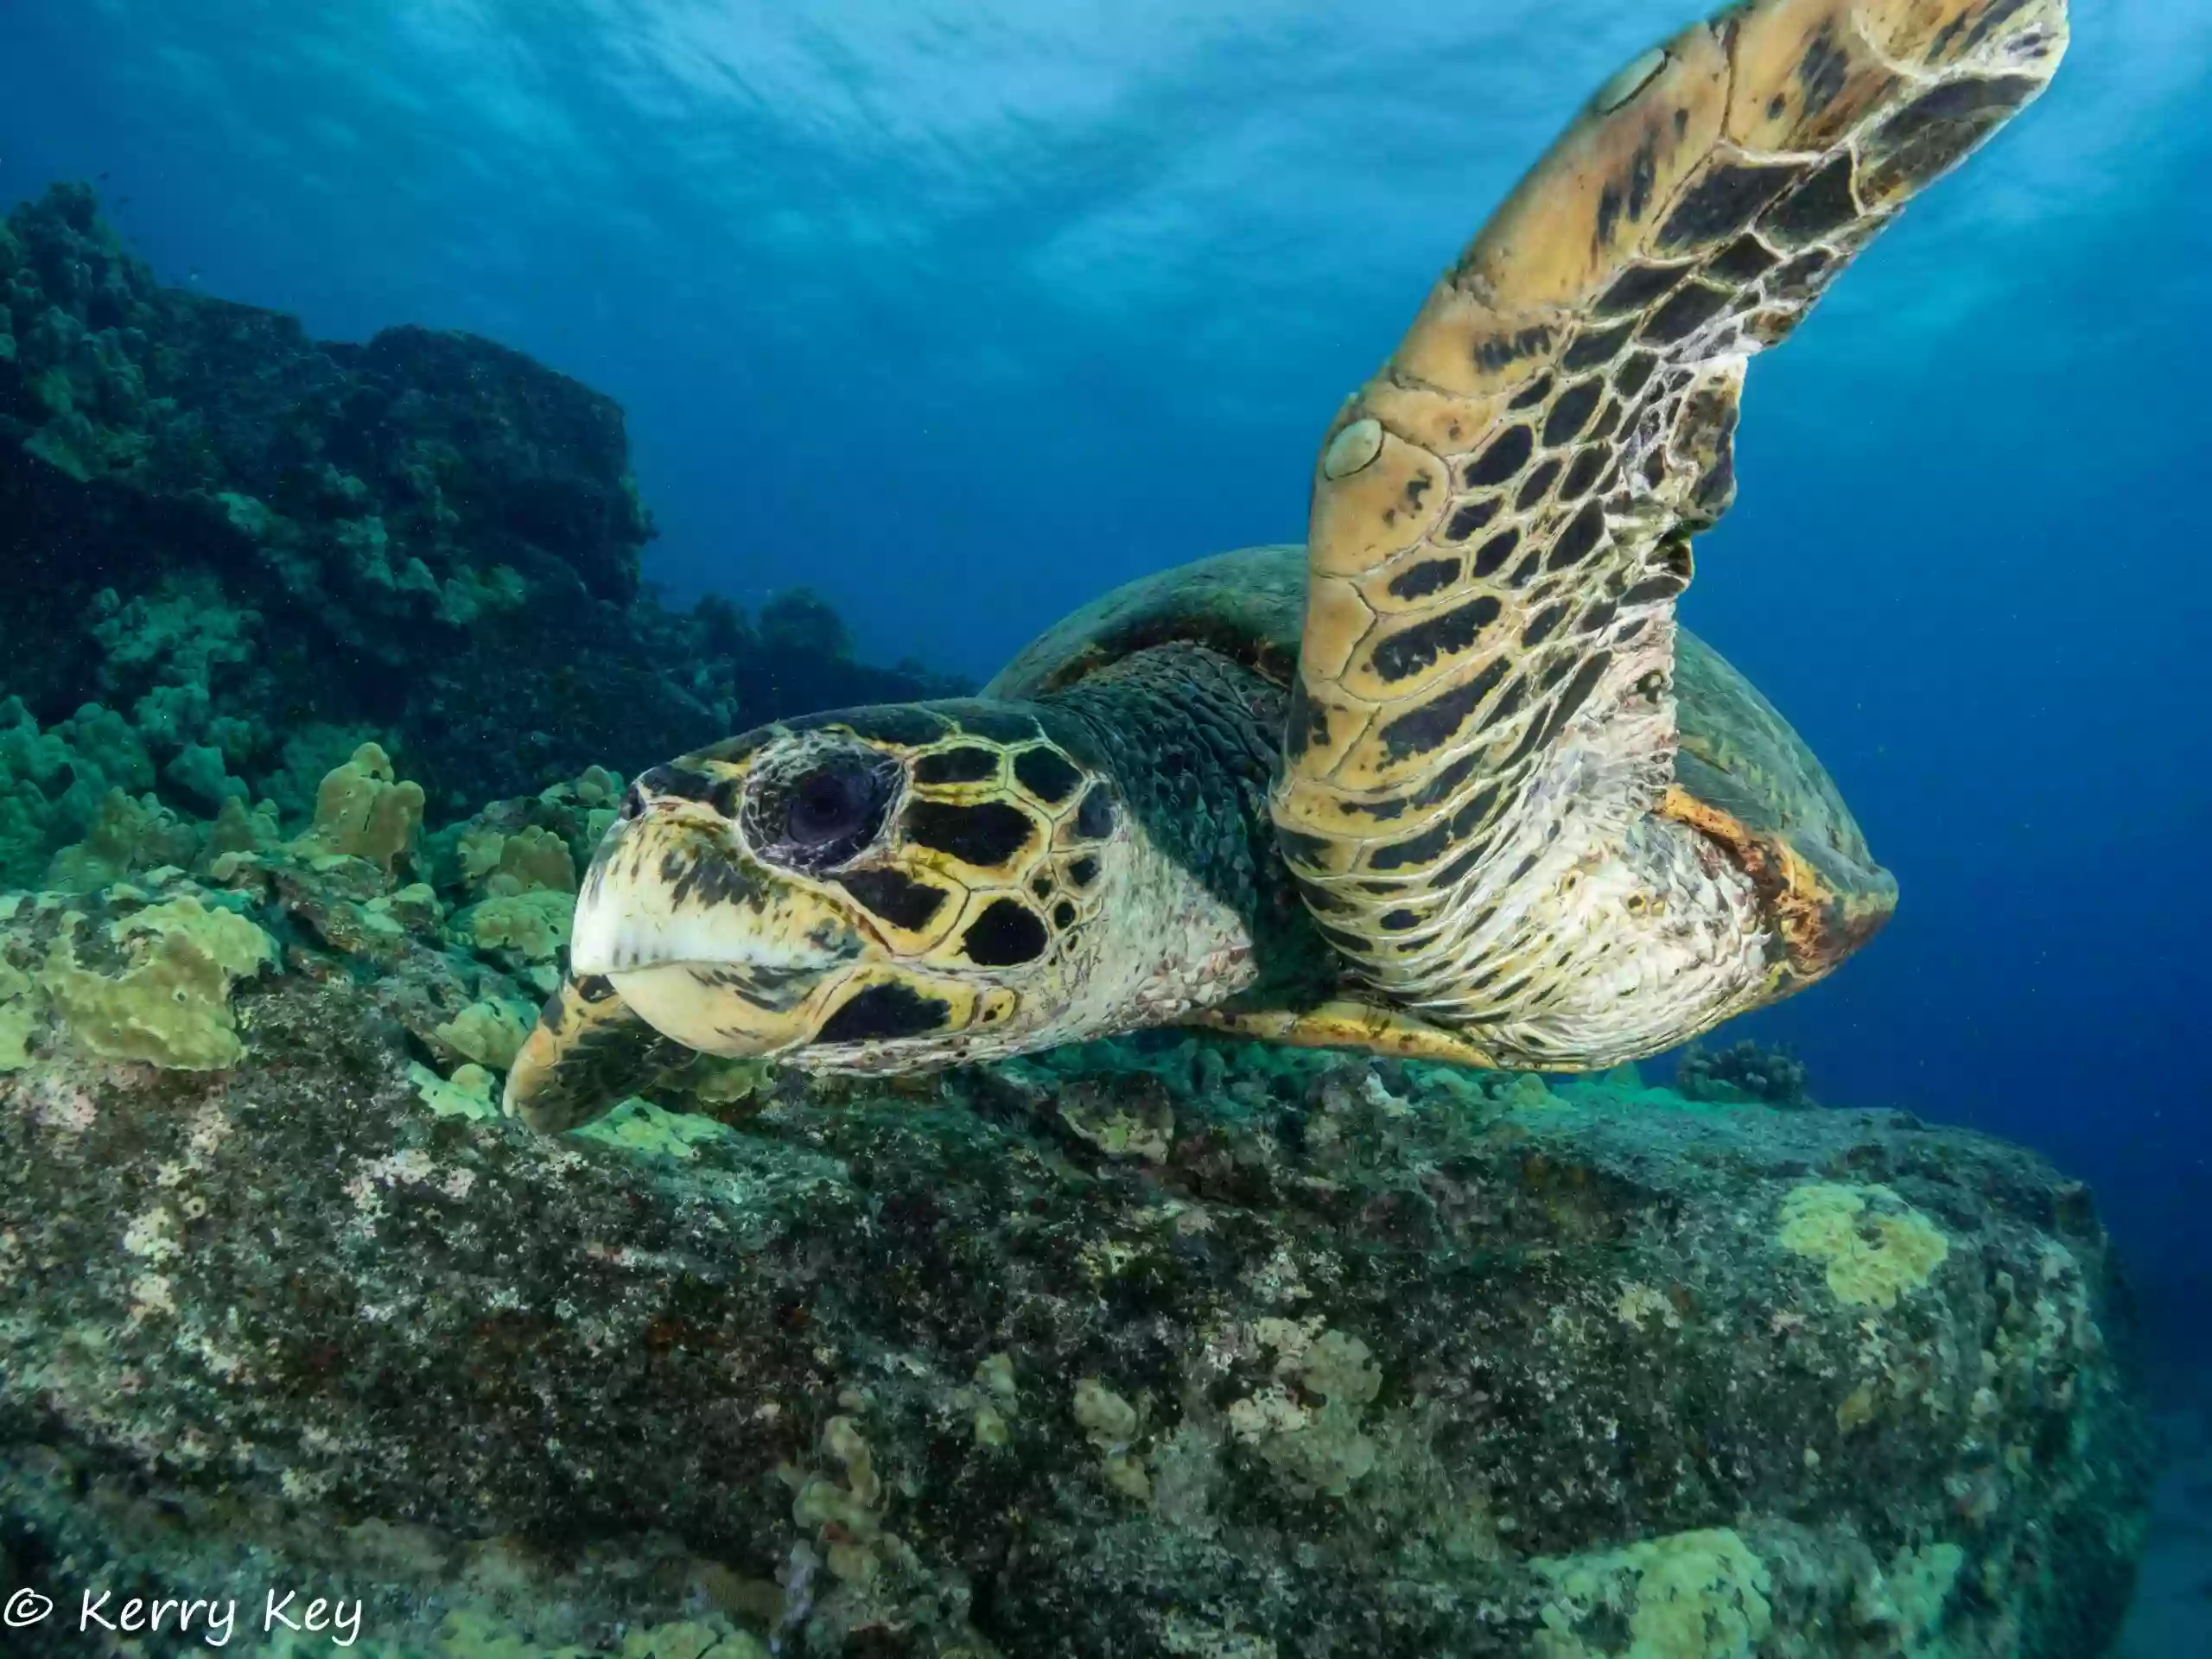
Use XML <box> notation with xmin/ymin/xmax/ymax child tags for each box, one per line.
<box><xmin>746</xmin><ymin>747</ymin><xmax>901</xmax><ymax>873</ymax></box>
<box><xmin>787</xmin><ymin>765</ymin><xmax>874</xmax><ymax>846</ymax></box>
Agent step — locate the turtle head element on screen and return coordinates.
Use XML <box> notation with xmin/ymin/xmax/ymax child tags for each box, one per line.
<box><xmin>571</xmin><ymin>702</ymin><xmax>1131</xmax><ymax>1071</ymax></box>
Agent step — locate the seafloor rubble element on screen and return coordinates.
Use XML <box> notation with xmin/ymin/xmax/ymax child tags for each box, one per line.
<box><xmin>0</xmin><ymin>181</ymin><xmax>2155</xmax><ymax>1657</ymax></box>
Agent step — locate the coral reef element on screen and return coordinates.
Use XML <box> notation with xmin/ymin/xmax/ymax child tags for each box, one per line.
<box><xmin>0</xmin><ymin>748</ymin><xmax>2157</xmax><ymax>1656</ymax></box>
<box><xmin>1675</xmin><ymin>1037</ymin><xmax>1813</xmax><ymax>1107</ymax></box>
<box><xmin>0</xmin><ymin>181</ymin><xmax>964</xmax><ymax>878</ymax></box>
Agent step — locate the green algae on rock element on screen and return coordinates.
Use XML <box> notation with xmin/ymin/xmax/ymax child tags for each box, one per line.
<box><xmin>0</xmin><ymin>792</ymin><xmax>2154</xmax><ymax>1656</ymax></box>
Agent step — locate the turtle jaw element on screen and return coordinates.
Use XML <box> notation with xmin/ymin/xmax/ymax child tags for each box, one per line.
<box><xmin>571</xmin><ymin>804</ymin><xmax>867</xmax><ymax>1058</ymax></box>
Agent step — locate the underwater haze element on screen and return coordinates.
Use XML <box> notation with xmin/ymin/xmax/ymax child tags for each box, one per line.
<box><xmin>2</xmin><ymin>0</ymin><xmax>2208</xmax><ymax>1649</ymax></box>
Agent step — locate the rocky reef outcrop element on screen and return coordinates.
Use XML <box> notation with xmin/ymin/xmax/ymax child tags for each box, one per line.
<box><xmin>0</xmin><ymin>181</ymin><xmax>960</xmax><ymax>877</ymax></box>
<box><xmin>0</xmin><ymin>751</ymin><xmax>2157</xmax><ymax>1658</ymax></box>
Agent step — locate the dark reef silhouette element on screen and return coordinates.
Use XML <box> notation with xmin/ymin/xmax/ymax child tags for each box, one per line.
<box><xmin>1</xmin><ymin>180</ymin><xmax>962</xmax><ymax>880</ymax></box>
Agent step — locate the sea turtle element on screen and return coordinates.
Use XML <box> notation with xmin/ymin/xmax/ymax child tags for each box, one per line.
<box><xmin>507</xmin><ymin>0</ymin><xmax>2067</xmax><ymax>1134</ymax></box>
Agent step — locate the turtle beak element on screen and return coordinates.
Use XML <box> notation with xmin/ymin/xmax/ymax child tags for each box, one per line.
<box><xmin>572</xmin><ymin>791</ymin><xmax>865</xmax><ymax>1057</ymax></box>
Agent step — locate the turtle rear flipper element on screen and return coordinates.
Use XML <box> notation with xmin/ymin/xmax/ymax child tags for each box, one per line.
<box><xmin>1274</xmin><ymin>0</ymin><xmax>2063</xmax><ymax>1064</ymax></box>
<box><xmin>503</xmin><ymin>973</ymin><xmax>692</xmax><ymax>1135</ymax></box>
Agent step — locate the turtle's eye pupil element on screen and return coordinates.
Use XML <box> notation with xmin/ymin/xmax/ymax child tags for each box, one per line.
<box><xmin>788</xmin><ymin>767</ymin><xmax>868</xmax><ymax>845</ymax></box>
<box><xmin>746</xmin><ymin>747</ymin><xmax>901</xmax><ymax>874</ymax></box>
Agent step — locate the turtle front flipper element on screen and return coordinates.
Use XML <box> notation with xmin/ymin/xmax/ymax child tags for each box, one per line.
<box><xmin>503</xmin><ymin>973</ymin><xmax>694</xmax><ymax>1135</ymax></box>
<box><xmin>1273</xmin><ymin>0</ymin><xmax>2063</xmax><ymax>1065</ymax></box>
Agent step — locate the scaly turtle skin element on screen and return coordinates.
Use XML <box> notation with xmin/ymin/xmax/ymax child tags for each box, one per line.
<box><xmin>506</xmin><ymin>0</ymin><xmax>2063</xmax><ymax>1134</ymax></box>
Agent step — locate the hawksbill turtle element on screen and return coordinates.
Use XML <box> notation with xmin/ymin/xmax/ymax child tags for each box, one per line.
<box><xmin>507</xmin><ymin>0</ymin><xmax>2068</xmax><ymax>1133</ymax></box>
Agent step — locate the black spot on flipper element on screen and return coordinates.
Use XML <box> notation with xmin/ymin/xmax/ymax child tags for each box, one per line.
<box><xmin>1560</xmin><ymin>448</ymin><xmax>1607</xmax><ymax>502</ymax></box>
<box><xmin>817</xmin><ymin>981</ymin><xmax>950</xmax><ymax>1044</ymax></box>
<box><xmin>1471</xmin><ymin>326</ymin><xmax>1555</xmax><ymax>374</ymax></box>
<box><xmin>1706</xmin><ymin>233</ymin><xmax>1780</xmax><ymax>283</ymax></box>
<box><xmin>1621</xmin><ymin>572</ymin><xmax>1689</xmax><ymax>607</ymax></box>
<box><xmin>1012</xmin><ymin>746</ymin><xmax>1082</xmax><ymax>804</ymax></box>
<box><xmin>1440</xmin><ymin>498</ymin><xmax>1501</xmax><ymax>543</ymax></box>
<box><xmin>1475</xmin><ymin>675</ymin><xmax>1528</xmax><ymax>736</ymax></box>
<box><xmin>1612</xmin><ymin>351</ymin><xmax>1659</xmax><ymax>400</ymax></box>
<box><xmin>1770</xmin><ymin>248</ymin><xmax>1837</xmax><ymax>302</ymax></box>
<box><xmin>1761</xmin><ymin>153</ymin><xmax>1862</xmax><ymax>247</ymax></box>
<box><xmin>1379</xmin><ymin>908</ymin><xmax>1424</xmax><ymax>931</ymax></box>
<box><xmin>1638</xmin><ymin>281</ymin><xmax>1732</xmax><ymax>346</ymax></box>
<box><xmin>1596</xmin><ymin>181</ymin><xmax>1626</xmax><ymax>251</ymax></box>
<box><xmin>1276</xmin><ymin>826</ymin><xmax>1336</xmax><ymax>874</ymax></box>
<box><xmin>1563</xmin><ymin>319</ymin><xmax>1636</xmax><ymax>373</ymax></box>
<box><xmin>1575</xmin><ymin>599</ymin><xmax>1618</xmax><ymax>637</ymax></box>
<box><xmin>1296</xmin><ymin>877</ymin><xmax>1351</xmax><ymax>915</ymax></box>
<box><xmin>1510</xmin><ymin>374</ymin><xmax>1555</xmax><ymax>410</ymax></box>
<box><xmin>1541</xmin><ymin>379</ymin><xmax>1605</xmax><ymax>448</ymax></box>
<box><xmin>1464</xmin><ymin>425</ymin><xmax>1535</xmax><ymax>488</ymax></box>
<box><xmin>1073</xmin><ymin>785</ymin><xmax>1116</xmax><ymax>841</ymax></box>
<box><xmin>1285</xmin><ymin>677</ymin><xmax>1330</xmax><ymax>764</ymax></box>
<box><xmin>1369</xmin><ymin>820</ymin><xmax>1454</xmax><ymax>874</ymax></box>
<box><xmin>1516</xmin><ymin>458</ymin><xmax>1564</xmax><ymax>512</ymax></box>
<box><xmin>1068</xmin><ymin>855</ymin><xmax>1101</xmax><ymax>887</ymax></box>
<box><xmin>1470</xmin><ymin>529</ymin><xmax>1521</xmax><ymax>581</ymax></box>
<box><xmin>1625</xmin><ymin>132</ymin><xmax>1659</xmax><ymax>222</ymax></box>
<box><xmin>836</xmin><ymin>868</ymin><xmax>950</xmax><ymax>932</ymax></box>
<box><xmin>1595</xmin><ymin>262</ymin><xmax>1692</xmax><ymax>318</ymax></box>
<box><xmin>1796</xmin><ymin>21</ymin><xmax>1850</xmax><ymax>118</ymax></box>
<box><xmin>1521</xmin><ymin>602</ymin><xmax>1570</xmax><ymax>648</ymax></box>
<box><xmin>1369</xmin><ymin>596</ymin><xmax>1503</xmax><ymax>685</ymax></box>
<box><xmin>902</xmin><ymin>800</ymin><xmax>1035</xmax><ymax>868</ymax></box>
<box><xmin>1388</xmin><ymin>556</ymin><xmax>1462</xmax><ymax>603</ymax></box>
<box><xmin>961</xmin><ymin>898</ymin><xmax>1048</xmax><ymax>966</ymax></box>
<box><xmin>1547</xmin><ymin>499</ymin><xmax>1608</xmax><ymax>572</ymax></box>
<box><xmin>1537</xmin><ymin>652</ymin><xmax>1613</xmax><ymax>749</ymax></box>
<box><xmin>1656</xmin><ymin>161</ymin><xmax>1805</xmax><ymax>251</ymax></box>
<box><xmin>914</xmin><ymin>746</ymin><xmax>1001</xmax><ymax>785</ymax></box>
<box><xmin>1376</xmin><ymin>658</ymin><xmax>1508</xmax><ymax>763</ymax></box>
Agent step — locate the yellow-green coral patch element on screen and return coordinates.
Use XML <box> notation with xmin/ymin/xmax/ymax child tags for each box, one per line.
<box><xmin>1777</xmin><ymin>1182</ymin><xmax>1950</xmax><ymax>1310</ymax></box>
<box><xmin>434</xmin><ymin>996</ymin><xmax>537</xmax><ymax>1070</ymax></box>
<box><xmin>410</xmin><ymin>1061</ymin><xmax>500</xmax><ymax>1122</ymax></box>
<box><xmin>1534</xmin><ymin>1528</ymin><xmax>1773</xmax><ymax>1659</ymax></box>
<box><xmin>46</xmin><ymin>894</ymin><xmax>274</xmax><ymax>1068</ymax></box>
<box><xmin>576</xmin><ymin>1096</ymin><xmax>728</xmax><ymax>1160</ymax></box>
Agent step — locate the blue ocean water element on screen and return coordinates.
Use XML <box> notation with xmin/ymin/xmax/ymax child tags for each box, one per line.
<box><xmin>2</xmin><ymin>0</ymin><xmax>2206</xmax><ymax>1636</ymax></box>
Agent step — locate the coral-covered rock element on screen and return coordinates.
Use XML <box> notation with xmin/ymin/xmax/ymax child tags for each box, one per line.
<box><xmin>0</xmin><ymin>850</ymin><xmax>2154</xmax><ymax>1656</ymax></box>
<box><xmin>0</xmin><ymin>181</ymin><xmax>965</xmax><ymax>860</ymax></box>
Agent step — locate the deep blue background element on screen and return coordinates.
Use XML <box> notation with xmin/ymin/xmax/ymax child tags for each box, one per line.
<box><xmin>3</xmin><ymin>0</ymin><xmax>2204</xmax><ymax>1339</ymax></box>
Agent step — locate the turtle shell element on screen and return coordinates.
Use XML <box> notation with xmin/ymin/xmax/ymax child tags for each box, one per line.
<box><xmin>988</xmin><ymin>543</ymin><xmax>1894</xmax><ymax>974</ymax></box>
<box><xmin>984</xmin><ymin>544</ymin><xmax>1306</xmax><ymax>702</ymax></box>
